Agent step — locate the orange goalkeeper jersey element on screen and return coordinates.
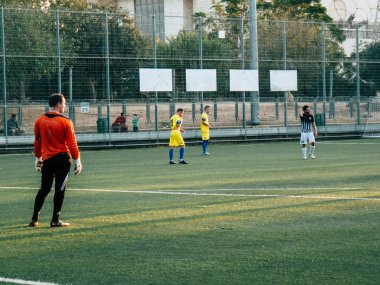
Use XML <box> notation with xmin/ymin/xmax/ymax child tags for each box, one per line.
<box><xmin>34</xmin><ymin>112</ymin><xmax>80</xmax><ymax>161</ymax></box>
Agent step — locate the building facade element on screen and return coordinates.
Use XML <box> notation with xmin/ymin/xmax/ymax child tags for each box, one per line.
<box><xmin>88</xmin><ymin>0</ymin><xmax>214</xmax><ymax>38</ymax></box>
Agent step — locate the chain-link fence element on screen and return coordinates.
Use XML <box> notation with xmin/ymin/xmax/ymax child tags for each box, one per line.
<box><xmin>0</xmin><ymin>7</ymin><xmax>378</xmax><ymax>139</ymax></box>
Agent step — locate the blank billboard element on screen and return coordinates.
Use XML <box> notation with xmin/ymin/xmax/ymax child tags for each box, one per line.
<box><xmin>186</xmin><ymin>69</ymin><xmax>217</xmax><ymax>92</ymax></box>
<box><xmin>230</xmin><ymin>70</ymin><xmax>259</xmax><ymax>91</ymax></box>
<box><xmin>270</xmin><ymin>70</ymin><xmax>298</xmax><ymax>91</ymax></box>
<box><xmin>139</xmin><ymin>68</ymin><xmax>173</xmax><ymax>92</ymax></box>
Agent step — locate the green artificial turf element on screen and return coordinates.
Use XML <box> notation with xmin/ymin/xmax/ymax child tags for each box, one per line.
<box><xmin>0</xmin><ymin>140</ymin><xmax>379</xmax><ymax>284</ymax></box>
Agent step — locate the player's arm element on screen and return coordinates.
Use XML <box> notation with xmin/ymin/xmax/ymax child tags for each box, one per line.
<box><xmin>176</xmin><ymin>120</ymin><xmax>184</xmax><ymax>132</ymax></box>
<box><xmin>65</xmin><ymin>120</ymin><xmax>82</xmax><ymax>175</ymax></box>
<box><xmin>33</xmin><ymin>119</ymin><xmax>42</xmax><ymax>157</ymax></box>
<box><xmin>312</xmin><ymin>121</ymin><xmax>318</xmax><ymax>136</ymax></box>
<box><xmin>201</xmin><ymin>118</ymin><xmax>211</xmax><ymax>128</ymax></box>
<box><xmin>201</xmin><ymin>116</ymin><xmax>211</xmax><ymax>128</ymax></box>
<box><xmin>33</xmin><ymin>119</ymin><xmax>43</xmax><ymax>171</ymax></box>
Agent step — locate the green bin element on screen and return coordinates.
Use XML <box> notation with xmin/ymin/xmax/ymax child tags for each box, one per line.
<box><xmin>97</xmin><ymin>118</ymin><xmax>108</xmax><ymax>133</ymax></box>
<box><xmin>315</xmin><ymin>114</ymin><xmax>325</xmax><ymax>127</ymax></box>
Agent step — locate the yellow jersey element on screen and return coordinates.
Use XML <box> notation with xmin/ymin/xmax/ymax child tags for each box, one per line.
<box><xmin>200</xmin><ymin>112</ymin><xmax>209</xmax><ymax>132</ymax></box>
<box><xmin>170</xmin><ymin>114</ymin><xmax>182</xmax><ymax>131</ymax></box>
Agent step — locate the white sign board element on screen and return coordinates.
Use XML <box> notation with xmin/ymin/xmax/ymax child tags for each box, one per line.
<box><xmin>186</xmin><ymin>69</ymin><xmax>217</xmax><ymax>92</ymax></box>
<box><xmin>270</xmin><ymin>70</ymin><xmax>298</xmax><ymax>91</ymax></box>
<box><xmin>139</xmin><ymin>68</ymin><xmax>173</xmax><ymax>92</ymax></box>
<box><xmin>230</xmin><ymin>70</ymin><xmax>259</xmax><ymax>91</ymax></box>
<box><xmin>80</xmin><ymin>102</ymin><xmax>90</xmax><ymax>113</ymax></box>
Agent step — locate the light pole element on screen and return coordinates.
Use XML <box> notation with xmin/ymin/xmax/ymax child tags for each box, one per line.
<box><xmin>249</xmin><ymin>0</ymin><xmax>260</xmax><ymax>124</ymax></box>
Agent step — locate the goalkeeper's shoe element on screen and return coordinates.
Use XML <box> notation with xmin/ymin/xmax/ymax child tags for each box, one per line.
<box><xmin>50</xmin><ymin>220</ymin><xmax>70</xmax><ymax>227</ymax></box>
<box><xmin>29</xmin><ymin>219</ymin><xmax>39</xmax><ymax>227</ymax></box>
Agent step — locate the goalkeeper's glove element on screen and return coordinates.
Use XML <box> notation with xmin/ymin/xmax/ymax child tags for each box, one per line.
<box><xmin>74</xmin><ymin>158</ymin><xmax>82</xmax><ymax>175</ymax></box>
<box><xmin>35</xmin><ymin>157</ymin><xmax>43</xmax><ymax>172</ymax></box>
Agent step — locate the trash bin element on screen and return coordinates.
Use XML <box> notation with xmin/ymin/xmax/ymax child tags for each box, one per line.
<box><xmin>97</xmin><ymin>118</ymin><xmax>108</xmax><ymax>133</ymax></box>
<box><xmin>315</xmin><ymin>114</ymin><xmax>325</xmax><ymax>127</ymax></box>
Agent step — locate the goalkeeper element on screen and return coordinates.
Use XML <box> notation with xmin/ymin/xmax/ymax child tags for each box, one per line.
<box><xmin>29</xmin><ymin>93</ymin><xmax>82</xmax><ymax>228</ymax></box>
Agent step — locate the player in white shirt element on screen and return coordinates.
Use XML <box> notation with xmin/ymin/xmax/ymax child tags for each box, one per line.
<box><xmin>299</xmin><ymin>105</ymin><xmax>318</xmax><ymax>159</ymax></box>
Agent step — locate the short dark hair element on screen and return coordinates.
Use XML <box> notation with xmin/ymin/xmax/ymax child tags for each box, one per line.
<box><xmin>302</xmin><ymin>105</ymin><xmax>309</xmax><ymax>111</ymax></box>
<box><xmin>11</xmin><ymin>113</ymin><xmax>16</xmax><ymax>118</ymax></box>
<box><xmin>48</xmin><ymin>93</ymin><xmax>64</xmax><ymax>107</ymax></box>
<box><xmin>177</xmin><ymin>108</ymin><xmax>184</xmax><ymax>113</ymax></box>
<box><xmin>204</xmin><ymin>105</ymin><xmax>210</xmax><ymax>111</ymax></box>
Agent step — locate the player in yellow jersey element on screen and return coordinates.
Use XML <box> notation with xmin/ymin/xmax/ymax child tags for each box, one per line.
<box><xmin>169</xmin><ymin>108</ymin><xmax>188</xmax><ymax>164</ymax></box>
<box><xmin>200</xmin><ymin>105</ymin><xmax>211</xmax><ymax>155</ymax></box>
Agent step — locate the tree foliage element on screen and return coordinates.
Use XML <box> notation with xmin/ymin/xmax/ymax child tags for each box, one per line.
<box><xmin>1</xmin><ymin>0</ymin><xmax>151</xmax><ymax>101</ymax></box>
<box><xmin>357</xmin><ymin>42</ymin><xmax>380</xmax><ymax>95</ymax></box>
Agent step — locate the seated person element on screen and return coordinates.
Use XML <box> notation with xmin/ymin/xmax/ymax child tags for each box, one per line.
<box><xmin>7</xmin><ymin>113</ymin><xmax>25</xmax><ymax>136</ymax></box>
<box><xmin>112</xmin><ymin>113</ymin><xmax>128</xmax><ymax>132</ymax></box>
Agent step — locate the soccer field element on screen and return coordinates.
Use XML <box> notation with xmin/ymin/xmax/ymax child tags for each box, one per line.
<box><xmin>0</xmin><ymin>140</ymin><xmax>379</xmax><ymax>285</ymax></box>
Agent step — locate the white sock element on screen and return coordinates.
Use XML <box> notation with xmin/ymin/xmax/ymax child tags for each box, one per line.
<box><xmin>301</xmin><ymin>148</ymin><xmax>307</xmax><ymax>158</ymax></box>
<box><xmin>309</xmin><ymin>146</ymin><xmax>315</xmax><ymax>155</ymax></box>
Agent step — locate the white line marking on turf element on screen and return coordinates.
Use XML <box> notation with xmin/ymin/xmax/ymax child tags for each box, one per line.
<box><xmin>0</xmin><ymin>186</ymin><xmax>367</xmax><ymax>191</ymax></box>
<box><xmin>0</xmin><ymin>277</ymin><xmax>60</xmax><ymax>285</ymax></box>
<box><xmin>1</xmin><ymin>186</ymin><xmax>379</xmax><ymax>201</ymax></box>
<box><xmin>319</xmin><ymin>141</ymin><xmax>380</xmax><ymax>145</ymax></box>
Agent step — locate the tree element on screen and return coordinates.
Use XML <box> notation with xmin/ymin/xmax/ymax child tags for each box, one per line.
<box><xmin>0</xmin><ymin>0</ymin><xmax>151</xmax><ymax>101</ymax></box>
<box><xmin>208</xmin><ymin>0</ymin><xmax>347</xmax><ymax>97</ymax></box>
<box><xmin>57</xmin><ymin>8</ymin><xmax>151</xmax><ymax>101</ymax></box>
<box><xmin>0</xmin><ymin>0</ymin><xmax>88</xmax><ymax>101</ymax></box>
<box><xmin>356</xmin><ymin>42</ymin><xmax>380</xmax><ymax>96</ymax></box>
<box><xmin>157</xmin><ymin>27</ymin><xmax>241</xmax><ymax>99</ymax></box>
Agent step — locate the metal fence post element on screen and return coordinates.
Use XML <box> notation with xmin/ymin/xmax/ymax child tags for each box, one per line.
<box><xmin>146</xmin><ymin>98</ymin><xmax>151</xmax><ymax>124</ymax></box>
<box><xmin>240</xmin><ymin>16</ymin><xmax>246</xmax><ymax>129</ymax></box>
<box><xmin>235</xmin><ymin>96</ymin><xmax>239</xmax><ymax>121</ymax></box>
<box><xmin>192</xmin><ymin>96</ymin><xmax>196</xmax><ymax>123</ymax></box>
<box><xmin>1</xmin><ymin>7</ymin><xmax>7</xmax><ymax>141</ymax></box>
<box><xmin>104</xmin><ymin>12</ymin><xmax>111</xmax><ymax>135</ymax></box>
<box><xmin>321</xmin><ymin>21</ymin><xmax>327</xmax><ymax>125</ymax></box>
<box><xmin>169</xmin><ymin>98</ymin><xmax>175</xmax><ymax>118</ymax></box>
<box><xmin>122</xmin><ymin>99</ymin><xmax>126</xmax><ymax>115</ymax></box>
<box><xmin>356</xmin><ymin>27</ymin><xmax>361</xmax><ymax>125</ymax></box>
<box><xmin>56</xmin><ymin>9</ymin><xmax>61</xmax><ymax>93</ymax></box>
<box><xmin>213</xmin><ymin>97</ymin><xmax>218</xmax><ymax>122</ymax></box>
<box><xmin>284</xmin><ymin>92</ymin><xmax>288</xmax><ymax>127</ymax></box>
<box><xmin>349</xmin><ymin>97</ymin><xmax>354</xmax><ymax>118</ymax></box>
<box><xmin>275</xmin><ymin>96</ymin><xmax>279</xmax><ymax>120</ymax></box>
<box><xmin>294</xmin><ymin>97</ymin><xmax>299</xmax><ymax>119</ymax></box>
<box><xmin>329</xmin><ymin>70</ymin><xmax>334</xmax><ymax>119</ymax></box>
<box><xmin>282</xmin><ymin>20</ymin><xmax>287</xmax><ymax>128</ymax></box>
<box><xmin>329</xmin><ymin>97</ymin><xmax>335</xmax><ymax>119</ymax></box>
<box><xmin>198</xmin><ymin>16</ymin><xmax>204</xmax><ymax>115</ymax></box>
<box><xmin>98</xmin><ymin>102</ymin><xmax>102</xmax><ymax>119</ymax></box>
<box><xmin>249</xmin><ymin>0</ymin><xmax>260</xmax><ymax>125</ymax></box>
<box><xmin>18</xmin><ymin>101</ymin><xmax>22</xmax><ymax>126</ymax></box>
<box><xmin>152</xmin><ymin>14</ymin><xmax>159</xmax><ymax>132</ymax></box>
<box><xmin>68</xmin><ymin>67</ymin><xmax>75</xmax><ymax>124</ymax></box>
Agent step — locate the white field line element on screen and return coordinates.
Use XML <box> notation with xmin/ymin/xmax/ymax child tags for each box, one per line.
<box><xmin>0</xmin><ymin>277</ymin><xmax>60</xmax><ymax>285</ymax></box>
<box><xmin>0</xmin><ymin>186</ymin><xmax>379</xmax><ymax>201</ymax></box>
<box><xmin>318</xmin><ymin>141</ymin><xmax>380</xmax><ymax>145</ymax></box>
